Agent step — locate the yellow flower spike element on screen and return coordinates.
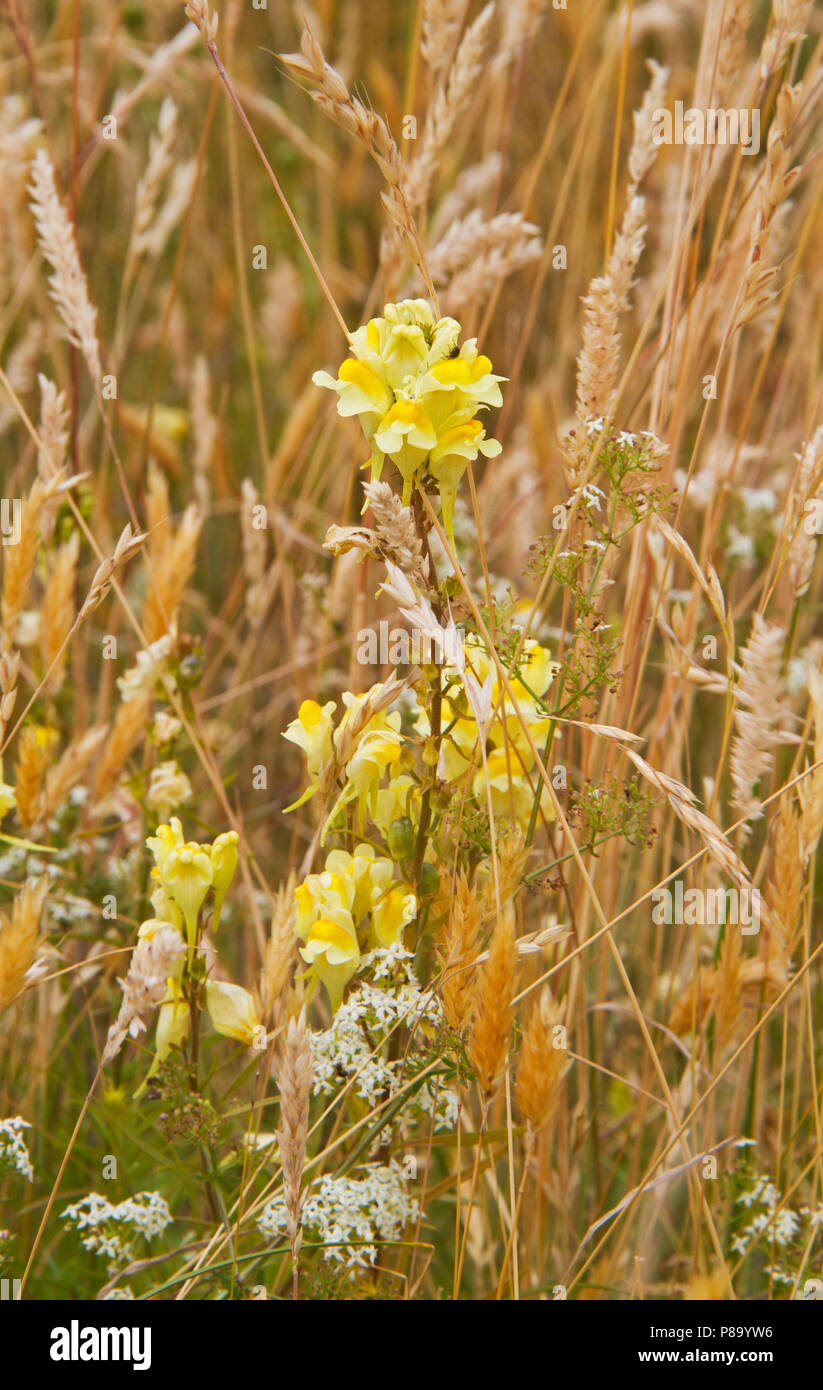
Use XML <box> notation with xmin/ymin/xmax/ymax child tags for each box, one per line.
<box><xmin>210</xmin><ymin>830</ymin><xmax>239</xmax><ymax>932</ymax></box>
<box><xmin>314</xmin><ymin>301</ymin><xmax>505</xmax><ymax>526</ymax></box>
<box><xmin>163</xmin><ymin>842</ymin><xmax>213</xmax><ymax>959</ymax></box>
<box><xmin>371</xmin><ymin>885</ymin><xmax>417</xmax><ymax>949</ymax></box>
<box><xmin>205</xmin><ymin>980</ymin><xmax>261</xmax><ymax>1046</ymax></box>
<box><xmin>299</xmin><ymin>916</ymin><xmax>360</xmax><ymax>1012</ymax></box>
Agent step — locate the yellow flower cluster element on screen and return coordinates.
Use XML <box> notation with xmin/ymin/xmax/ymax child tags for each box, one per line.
<box><xmin>313</xmin><ymin>300</ymin><xmax>503</xmax><ymax>542</ymax></box>
<box><xmin>143</xmin><ymin>820</ymin><xmax>260</xmax><ymax>1059</ymax></box>
<box><xmin>295</xmin><ymin>845</ymin><xmax>416</xmax><ymax>1010</ymax></box>
<box><xmin>417</xmin><ymin>634</ymin><xmax>560</xmax><ymax>826</ymax></box>
<box><xmin>147</xmin><ymin>817</ymin><xmax>239</xmax><ymax>951</ymax></box>
<box><xmin>283</xmin><ymin>685</ymin><xmax>405</xmax><ymax>835</ymax></box>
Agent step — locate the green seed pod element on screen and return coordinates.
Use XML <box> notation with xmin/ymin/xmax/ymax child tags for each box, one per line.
<box><xmin>419</xmin><ymin>862</ymin><xmax>440</xmax><ymax>899</ymax></box>
<box><xmin>422</xmin><ymin>737</ymin><xmax>439</xmax><ymax>767</ymax></box>
<box><xmin>387</xmin><ymin>816</ymin><xmax>415</xmax><ymax>860</ymax></box>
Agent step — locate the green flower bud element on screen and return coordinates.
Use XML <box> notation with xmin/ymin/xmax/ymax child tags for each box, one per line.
<box><xmin>177</xmin><ymin>653</ymin><xmax>203</xmax><ymax>691</ymax></box>
<box><xmin>387</xmin><ymin>816</ymin><xmax>415</xmax><ymax>861</ymax></box>
<box><xmin>419</xmin><ymin>862</ymin><xmax>440</xmax><ymax>899</ymax></box>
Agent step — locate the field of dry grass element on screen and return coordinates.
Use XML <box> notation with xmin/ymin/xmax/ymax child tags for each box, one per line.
<box><xmin>1</xmin><ymin>0</ymin><xmax>822</xmax><ymax>1304</ymax></box>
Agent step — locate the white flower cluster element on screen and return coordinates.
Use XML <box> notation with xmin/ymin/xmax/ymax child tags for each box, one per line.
<box><xmin>310</xmin><ymin>947</ymin><xmax>458</xmax><ymax>1140</ymax></box>
<box><xmin>416</xmin><ymin>1078</ymin><xmax>459</xmax><ymax>1132</ymax></box>
<box><xmin>731</xmin><ymin>1172</ymin><xmax>822</xmax><ymax>1285</ymax></box>
<box><xmin>366</xmin><ymin>941</ymin><xmax>418</xmax><ymax>982</ymax></box>
<box><xmin>0</xmin><ymin>1116</ymin><xmax>35</xmax><ymax>1181</ymax></box>
<box><xmin>61</xmin><ymin>1190</ymin><xmax>172</xmax><ymax>1265</ymax></box>
<box><xmin>310</xmin><ymin>950</ymin><xmax>443</xmax><ymax>1107</ymax></box>
<box><xmin>258</xmin><ymin>1160</ymin><xmax>418</xmax><ymax>1270</ymax></box>
<box><xmin>584</xmin><ymin>417</ymin><xmax>662</xmax><ymax>449</ymax></box>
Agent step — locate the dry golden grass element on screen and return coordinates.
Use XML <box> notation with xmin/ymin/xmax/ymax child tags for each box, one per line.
<box><xmin>0</xmin><ymin>0</ymin><xmax>822</xmax><ymax>1307</ymax></box>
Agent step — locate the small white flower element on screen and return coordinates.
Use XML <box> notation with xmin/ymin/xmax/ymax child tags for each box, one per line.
<box><xmin>116</xmin><ymin>634</ymin><xmax>175</xmax><ymax>703</ymax></box>
<box><xmin>725</xmin><ymin>525</ymin><xmax>755</xmax><ymax>565</ymax></box>
<box><xmin>61</xmin><ymin>1191</ymin><xmax>172</xmax><ymax>1268</ymax></box>
<box><xmin>740</xmin><ymin>487</ymin><xmax>778</xmax><ymax>516</ymax></box>
<box><xmin>258</xmin><ymin>1160</ymin><xmax>417</xmax><ymax>1271</ymax></box>
<box><xmin>152</xmin><ymin>711</ymin><xmax>183</xmax><ymax>744</ymax></box>
<box><xmin>0</xmin><ymin>1116</ymin><xmax>35</xmax><ymax>1181</ymax></box>
<box><xmin>146</xmin><ymin>760</ymin><xmax>192</xmax><ymax>820</ymax></box>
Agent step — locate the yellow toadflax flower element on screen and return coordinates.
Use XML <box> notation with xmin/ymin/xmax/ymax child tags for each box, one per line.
<box><xmin>373</xmin><ymin>774</ymin><xmax>421</xmax><ymax>839</ymax></box>
<box><xmin>147</xmin><ymin>821</ymin><xmax>212</xmax><ymax>957</ymax></box>
<box><xmin>324</xmin><ymin>845</ymin><xmax>395</xmax><ymax>923</ymax></box>
<box><xmin>313</xmin><ymin>299</ymin><xmax>504</xmax><ymax>543</ymax></box>
<box><xmin>294</xmin><ymin>861</ymin><xmax>361</xmax><ymax>1011</ymax></box>
<box><xmin>210</xmin><ymin>830</ymin><xmax>239</xmax><ymax>931</ymax></box>
<box><xmin>370</xmin><ymin>884</ymin><xmax>417</xmax><ymax>949</ymax></box>
<box><xmin>373</xmin><ymin>400</ymin><xmax>438</xmax><ymax>502</ymax></box>
<box><xmin>428</xmin><ymin>418</ymin><xmax>501</xmax><ymax>543</ymax></box>
<box><xmin>415</xmin><ymin>632</ymin><xmax>559</xmax><ymax>825</ymax></box>
<box><xmin>152</xmin><ymin>980</ymin><xmax>190</xmax><ymax>1070</ymax></box>
<box><xmin>149</xmin><ymin>870</ymin><xmax>184</xmax><ymax>933</ymax></box>
<box><xmin>282</xmin><ymin>699</ymin><xmax>336</xmax><ymax>808</ymax></box>
<box><xmin>205</xmin><ymin>980</ymin><xmax>261</xmax><ymax>1046</ymax></box>
<box><xmin>324</xmin><ymin>689</ymin><xmax>404</xmax><ymax>834</ymax></box>
<box><xmin>146</xmin><ymin>817</ymin><xmax>185</xmax><ymax>873</ymax></box>
<box><xmin>298</xmin><ymin>917</ymin><xmax>360</xmax><ymax>1013</ymax></box>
